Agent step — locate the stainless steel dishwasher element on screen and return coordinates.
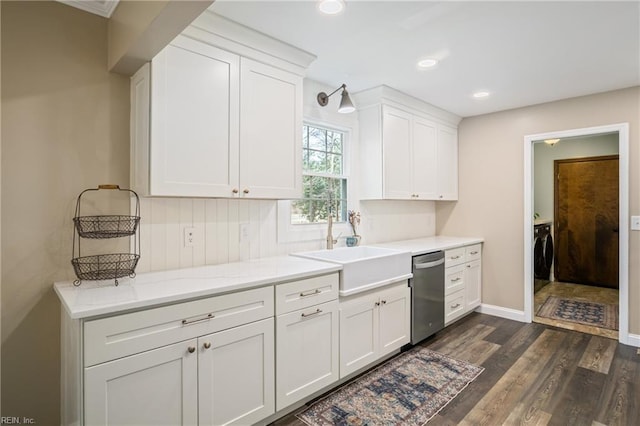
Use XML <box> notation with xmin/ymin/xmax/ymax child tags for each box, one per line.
<box><xmin>410</xmin><ymin>251</ymin><xmax>445</xmax><ymax>344</ymax></box>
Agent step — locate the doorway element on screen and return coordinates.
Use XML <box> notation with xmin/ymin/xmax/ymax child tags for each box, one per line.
<box><xmin>523</xmin><ymin>123</ymin><xmax>630</xmax><ymax>345</ymax></box>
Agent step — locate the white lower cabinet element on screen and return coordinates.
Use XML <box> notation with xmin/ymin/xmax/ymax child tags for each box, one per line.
<box><xmin>85</xmin><ymin>319</ymin><xmax>274</xmax><ymax>426</ymax></box>
<box><xmin>198</xmin><ymin>319</ymin><xmax>275</xmax><ymax>426</ymax></box>
<box><xmin>274</xmin><ymin>273</ymin><xmax>339</xmax><ymax>410</ymax></box>
<box><xmin>76</xmin><ymin>286</ymin><xmax>275</xmax><ymax>426</ymax></box>
<box><xmin>444</xmin><ymin>243</ymin><xmax>483</xmax><ymax>325</ymax></box>
<box><xmin>339</xmin><ymin>282</ymin><xmax>410</xmax><ymax>378</ymax></box>
<box><xmin>275</xmin><ymin>300</ymin><xmax>339</xmax><ymax>410</ymax></box>
<box><xmin>85</xmin><ymin>338</ymin><xmax>199</xmax><ymax>426</ymax></box>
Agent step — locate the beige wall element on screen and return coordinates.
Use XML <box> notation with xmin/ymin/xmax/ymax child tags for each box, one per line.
<box><xmin>108</xmin><ymin>0</ymin><xmax>213</xmax><ymax>74</ymax></box>
<box><xmin>436</xmin><ymin>87</ymin><xmax>640</xmax><ymax>334</ymax></box>
<box><xmin>1</xmin><ymin>1</ymin><xmax>129</xmax><ymax>422</ymax></box>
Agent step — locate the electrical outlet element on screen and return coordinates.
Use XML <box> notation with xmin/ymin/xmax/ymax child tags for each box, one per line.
<box><xmin>184</xmin><ymin>227</ymin><xmax>196</xmax><ymax>247</ymax></box>
<box><xmin>239</xmin><ymin>223</ymin><xmax>250</xmax><ymax>243</ymax></box>
<box><xmin>631</xmin><ymin>216</ymin><xmax>640</xmax><ymax>231</ymax></box>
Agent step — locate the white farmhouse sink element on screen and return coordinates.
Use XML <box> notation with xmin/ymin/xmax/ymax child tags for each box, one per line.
<box><xmin>292</xmin><ymin>246</ymin><xmax>412</xmax><ymax>296</ymax></box>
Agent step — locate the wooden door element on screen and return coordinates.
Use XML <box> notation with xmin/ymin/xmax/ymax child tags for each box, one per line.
<box><xmin>554</xmin><ymin>155</ymin><xmax>619</xmax><ymax>288</ymax></box>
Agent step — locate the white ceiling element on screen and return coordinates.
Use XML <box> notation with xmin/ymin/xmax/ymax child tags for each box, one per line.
<box><xmin>211</xmin><ymin>0</ymin><xmax>640</xmax><ymax>117</ymax></box>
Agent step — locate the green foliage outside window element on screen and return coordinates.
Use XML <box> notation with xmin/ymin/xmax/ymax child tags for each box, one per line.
<box><xmin>291</xmin><ymin>125</ymin><xmax>348</xmax><ymax>224</ymax></box>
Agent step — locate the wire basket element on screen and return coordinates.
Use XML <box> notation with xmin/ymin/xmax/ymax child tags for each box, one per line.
<box><xmin>72</xmin><ymin>253</ymin><xmax>139</xmax><ymax>285</ymax></box>
<box><xmin>73</xmin><ymin>215</ymin><xmax>140</xmax><ymax>239</ymax></box>
<box><xmin>72</xmin><ymin>185</ymin><xmax>141</xmax><ymax>286</ymax></box>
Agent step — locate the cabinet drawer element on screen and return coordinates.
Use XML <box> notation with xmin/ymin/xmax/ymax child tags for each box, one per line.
<box><xmin>465</xmin><ymin>244</ymin><xmax>482</xmax><ymax>262</ymax></box>
<box><xmin>445</xmin><ymin>264</ymin><xmax>465</xmax><ymax>295</ymax></box>
<box><xmin>84</xmin><ymin>286</ymin><xmax>274</xmax><ymax>366</ymax></box>
<box><xmin>275</xmin><ymin>273</ymin><xmax>338</xmax><ymax>315</ymax></box>
<box><xmin>445</xmin><ymin>247</ymin><xmax>465</xmax><ymax>267</ymax></box>
<box><xmin>444</xmin><ymin>290</ymin><xmax>465</xmax><ymax>324</ymax></box>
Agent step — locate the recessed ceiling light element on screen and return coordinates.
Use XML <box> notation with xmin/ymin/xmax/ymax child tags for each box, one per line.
<box><xmin>318</xmin><ymin>0</ymin><xmax>345</xmax><ymax>15</ymax></box>
<box><xmin>417</xmin><ymin>58</ymin><xmax>439</xmax><ymax>69</ymax></box>
<box><xmin>472</xmin><ymin>91</ymin><xmax>490</xmax><ymax>99</ymax></box>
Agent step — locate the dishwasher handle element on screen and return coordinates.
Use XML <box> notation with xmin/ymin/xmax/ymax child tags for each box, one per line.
<box><xmin>414</xmin><ymin>258</ymin><xmax>445</xmax><ymax>269</ymax></box>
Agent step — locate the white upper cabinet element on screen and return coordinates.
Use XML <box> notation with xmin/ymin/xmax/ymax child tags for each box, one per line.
<box><xmin>356</xmin><ymin>86</ymin><xmax>461</xmax><ymax>201</ymax></box>
<box><xmin>436</xmin><ymin>124</ymin><xmax>459</xmax><ymax>200</ymax></box>
<box><xmin>130</xmin><ymin>12</ymin><xmax>314</xmax><ymax>199</ymax></box>
<box><xmin>239</xmin><ymin>58</ymin><xmax>302</xmax><ymax>199</ymax></box>
<box><xmin>150</xmin><ymin>38</ymin><xmax>240</xmax><ymax>197</ymax></box>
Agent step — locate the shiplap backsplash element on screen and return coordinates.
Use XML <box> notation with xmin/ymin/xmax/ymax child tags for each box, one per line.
<box><xmin>137</xmin><ymin>197</ymin><xmax>437</xmax><ymax>273</ymax></box>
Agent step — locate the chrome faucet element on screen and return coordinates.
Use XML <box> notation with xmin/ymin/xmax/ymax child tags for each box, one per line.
<box><xmin>326</xmin><ymin>214</ymin><xmax>337</xmax><ymax>249</ymax></box>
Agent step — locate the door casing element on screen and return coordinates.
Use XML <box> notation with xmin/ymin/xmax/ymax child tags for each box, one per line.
<box><xmin>523</xmin><ymin>123</ymin><xmax>629</xmax><ymax>345</ymax></box>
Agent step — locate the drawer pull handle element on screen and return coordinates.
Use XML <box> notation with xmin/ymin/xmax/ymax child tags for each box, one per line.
<box><xmin>203</xmin><ymin>342</ymin><xmax>211</xmax><ymax>350</ymax></box>
<box><xmin>450</xmin><ymin>255</ymin><xmax>461</xmax><ymax>260</ymax></box>
<box><xmin>182</xmin><ymin>313</ymin><xmax>214</xmax><ymax>326</ymax></box>
<box><xmin>299</xmin><ymin>289</ymin><xmax>321</xmax><ymax>298</ymax></box>
<box><xmin>470</xmin><ymin>251</ymin><xmax>479</xmax><ymax>255</ymax></box>
<box><xmin>451</xmin><ymin>277</ymin><xmax>461</xmax><ymax>282</ymax></box>
<box><xmin>301</xmin><ymin>308</ymin><xmax>322</xmax><ymax>318</ymax></box>
<box><xmin>451</xmin><ymin>303</ymin><xmax>461</xmax><ymax>309</ymax></box>
<box><xmin>187</xmin><ymin>346</ymin><xmax>196</xmax><ymax>353</ymax></box>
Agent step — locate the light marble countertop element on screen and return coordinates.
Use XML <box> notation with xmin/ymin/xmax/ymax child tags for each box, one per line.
<box><xmin>374</xmin><ymin>236</ymin><xmax>484</xmax><ymax>256</ymax></box>
<box><xmin>55</xmin><ymin>235</ymin><xmax>483</xmax><ymax>320</ymax></box>
<box><xmin>55</xmin><ymin>256</ymin><xmax>341</xmax><ymax>319</ymax></box>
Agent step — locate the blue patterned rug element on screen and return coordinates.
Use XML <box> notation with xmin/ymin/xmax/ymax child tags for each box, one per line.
<box><xmin>536</xmin><ymin>296</ymin><xmax>618</xmax><ymax>330</ymax></box>
<box><xmin>297</xmin><ymin>348</ymin><xmax>483</xmax><ymax>425</ymax></box>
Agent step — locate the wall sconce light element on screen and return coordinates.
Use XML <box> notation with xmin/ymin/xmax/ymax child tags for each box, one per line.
<box><xmin>317</xmin><ymin>83</ymin><xmax>355</xmax><ymax>113</ymax></box>
<box><xmin>544</xmin><ymin>138</ymin><xmax>560</xmax><ymax>146</ymax></box>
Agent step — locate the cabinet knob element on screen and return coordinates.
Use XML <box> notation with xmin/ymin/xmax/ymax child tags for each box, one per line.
<box><xmin>381</xmin><ymin>300</ymin><xmax>387</xmax><ymax>305</ymax></box>
<box><xmin>232</xmin><ymin>188</ymin><xmax>239</xmax><ymax>194</ymax></box>
<box><xmin>243</xmin><ymin>189</ymin><xmax>250</xmax><ymax>194</ymax></box>
<box><xmin>375</xmin><ymin>302</ymin><xmax>380</xmax><ymax>307</ymax></box>
<box><xmin>439</xmin><ymin>195</ymin><xmax>443</xmax><ymax>199</ymax></box>
<box><xmin>187</xmin><ymin>346</ymin><xmax>196</xmax><ymax>353</ymax></box>
<box><xmin>203</xmin><ymin>342</ymin><xmax>211</xmax><ymax>350</ymax></box>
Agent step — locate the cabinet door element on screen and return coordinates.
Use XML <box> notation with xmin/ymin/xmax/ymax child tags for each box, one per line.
<box><xmin>276</xmin><ymin>300</ymin><xmax>339</xmax><ymax>410</ymax></box>
<box><xmin>437</xmin><ymin>125</ymin><xmax>459</xmax><ymax>200</ymax></box>
<box><xmin>198</xmin><ymin>318</ymin><xmax>275</xmax><ymax>426</ymax></box>
<box><xmin>412</xmin><ymin>117</ymin><xmax>438</xmax><ymax>199</ymax></box>
<box><xmin>465</xmin><ymin>259</ymin><xmax>482</xmax><ymax>310</ymax></box>
<box><xmin>382</xmin><ymin>106</ymin><xmax>413</xmax><ymax>199</ymax></box>
<box><xmin>378</xmin><ymin>285</ymin><xmax>411</xmax><ymax>356</ymax></box>
<box><xmin>339</xmin><ymin>295</ymin><xmax>378</xmax><ymax>378</ymax></box>
<box><xmin>151</xmin><ymin>36</ymin><xmax>240</xmax><ymax>197</ymax></box>
<box><xmin>84</xmin><ymin>339</ymin><xmax>198</xmax><ymax>426</ymax></box>
<box><xmin>240</xmin><ymin>58</ymin><xmax>302</xmax><ymax>199</ymax></box>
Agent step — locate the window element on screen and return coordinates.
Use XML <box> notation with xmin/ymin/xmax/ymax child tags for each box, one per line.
<box><xmin>291</xmin><ymin>124</ymin><xmax>348</xmax><ymax>224</ymax></box>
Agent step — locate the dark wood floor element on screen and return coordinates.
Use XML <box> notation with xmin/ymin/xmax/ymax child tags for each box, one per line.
<box><xmin>272</xmin><ymin>313</ymin><xmax>640</xmax><ymax>426</ymax></box>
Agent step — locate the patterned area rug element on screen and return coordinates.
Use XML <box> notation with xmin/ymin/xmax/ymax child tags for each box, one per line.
<box><xmin>297</xmin><ymin>348</ymin><xmax>484</xmax><ymax>426</ymax></box>
<box><xmin>536</xmin><ymin>296</ymin><xmax>619</xmax><ymax>330</ymax></box>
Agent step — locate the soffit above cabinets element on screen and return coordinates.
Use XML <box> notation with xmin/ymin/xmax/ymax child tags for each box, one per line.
<box><xmin>56</xmin><ymin>0</ymin><xmax>120</xmax><ymax>18</ymax></box>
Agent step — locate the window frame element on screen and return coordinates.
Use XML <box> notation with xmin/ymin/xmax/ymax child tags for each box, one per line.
<box><xmin>277</xmin><ymin>120</ymin><xmax>352</xmax><ymax>243</ymax></box>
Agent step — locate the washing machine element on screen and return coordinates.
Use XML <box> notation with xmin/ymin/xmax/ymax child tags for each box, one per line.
<box><xmin>534</xmin><ymin>221</ymin><xmax>554</xmax><ymax>281</ymax></box>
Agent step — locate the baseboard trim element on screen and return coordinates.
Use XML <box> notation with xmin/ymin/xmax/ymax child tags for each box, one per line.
<box><xmin>477</xmin><ymin>304</ymin><xmax>527</xmax><ymax>323</ymax></box>
<box><xmin>625</xmin><ymin>333</ymin><xmax>640</xmax><ymax>348</ymax></box>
